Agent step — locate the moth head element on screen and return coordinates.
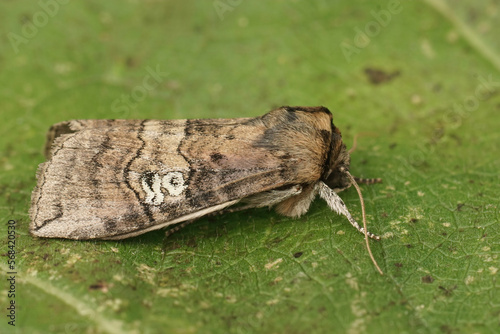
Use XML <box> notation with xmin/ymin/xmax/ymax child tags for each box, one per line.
<box><xmin>322</xmin><ymin>126</ymin><xmax>352</xmax><ymax>192</ymax></box>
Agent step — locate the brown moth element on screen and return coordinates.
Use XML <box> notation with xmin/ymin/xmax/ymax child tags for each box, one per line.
<box><xmin>30</xmin><ymin>106</ymin><xmax>383</xmax><ymax>273</ymax></box>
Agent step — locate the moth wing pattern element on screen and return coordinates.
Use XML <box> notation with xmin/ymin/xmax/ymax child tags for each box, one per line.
<box><xmin>30</xmin><ymin>108</ymin><xmax>334</xmax><ymax>240</ymax></box>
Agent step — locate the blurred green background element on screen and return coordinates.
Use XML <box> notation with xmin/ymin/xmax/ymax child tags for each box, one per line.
<box><xmin>1</xmin><ymin>1</ymin><xmax>499</xmax><ymax>333</ymax></box>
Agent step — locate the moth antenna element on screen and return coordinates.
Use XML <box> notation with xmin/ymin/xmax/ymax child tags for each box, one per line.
<box><xmin>348</xmin><ymin>134</ymin><xmax>359</xmax><ymax>154</ymax></box>
<box><xmin>345</xmin><ymin>171</ymin><xmax>384</xmax><ymax>275</ymax></box>
<box><xmin>348</xmin><ymin>132</ymin><xmax>379</xmax><ymax>154</ymax></box>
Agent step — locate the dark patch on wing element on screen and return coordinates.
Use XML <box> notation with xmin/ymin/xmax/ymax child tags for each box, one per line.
<box><xmin>284</xmin><ymin>106</ymin><xmax>332</xmax><ymax>116</ymax></box>
<box><xmin>104</xmin><ymin>218</ymin><xmax>117</xmax><ymax>232</ymax></box>
<box><xmin>279</xmin><ymin>163</ymin><xmax>291</xmax><ymax>181</ymax></box>
<box><xmin>123</xmin><ymin>212</ymin><xmax>141</xmax><ymax>222</ymax></box>
<box><xmin>284</xmin><ymin>108</ymin><xmax>299</xmax><ymax>122</ymax></box>
<box><xmin>210</xmin><ymin>152</ymin><xmax>225</xmax><ymax>163</ymax></box>
<box><xmin>142</xmin><ymin>171</ymin><xmax>157</xmax><ymax>190</ymax></box>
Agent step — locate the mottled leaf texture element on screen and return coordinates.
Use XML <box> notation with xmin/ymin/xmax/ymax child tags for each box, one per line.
<box><xmin>2</xmin><ymin>1</ymin><xmax>500</xmax><ymax>333</ymax></box>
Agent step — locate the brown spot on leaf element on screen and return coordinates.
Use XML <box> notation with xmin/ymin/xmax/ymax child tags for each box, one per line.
<box><xmin>364</xmin><ymin>68</ymin><xmax>400</xmax><ymax>84</ymax></box>
<box><xmin>439</xmin><ymin>285</ymin><xmax>457</xmax><ymax>296</ymax></box>
<box><xmin>126</xmin><ymin>56</ymin><xmax>137</xmax><ymax>68</ymax></box>
<box><xmin>89</xmin><ymin>281</ymin><xmax>110</xmax><ymax>293</ymax></box>
<box><xmin>421</xmin><ymin>275</ymin><xmax>434</xmax><ymax>283</ymax></box>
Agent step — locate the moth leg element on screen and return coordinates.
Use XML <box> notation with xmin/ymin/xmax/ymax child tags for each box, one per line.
<box><xmin>164</xmin><ymin>220</ymin><xmax>196</xmax><ymax>239</ymax></box>
<box><xmin>317</xmin><ymin>182</ymin><xmax>380</xmax><ymax>240</ymax></box>
<box><xmin>274</xmin><ymin>184</ymin><xmax>317</xmax><ymax>217</ymax></box>
<box><xmin>354</xmin><ymin>177</ymin><xmax>382</xmax><ymax>185</ymax></box>
<box><xmin>161</xmin><ymin>219</ymin><xmax>197</xmax><ymax>260</ymax></box>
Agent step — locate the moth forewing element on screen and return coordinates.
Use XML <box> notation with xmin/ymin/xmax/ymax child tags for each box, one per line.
<box><xmin>30</xmin><ymin>107</ymin><xmax>331</xmax><ymax>240</ymax></box>
<box><xmin>30</xmin><ymin>105</ymin><xmax>382</xmax><ymax>274</ymax></box>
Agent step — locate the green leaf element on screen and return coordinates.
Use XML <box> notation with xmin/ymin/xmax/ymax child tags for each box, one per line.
<box><xmin>1</xmin><ymin>1</ymin><xmax>499</xmax><ymax>333</ymax></box>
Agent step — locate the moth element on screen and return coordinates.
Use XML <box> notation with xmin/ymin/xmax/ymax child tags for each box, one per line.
<box><xmin>30</xmin><ymin>106</ymin><xmax>383</xmax><ymax>273</ymax></box>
